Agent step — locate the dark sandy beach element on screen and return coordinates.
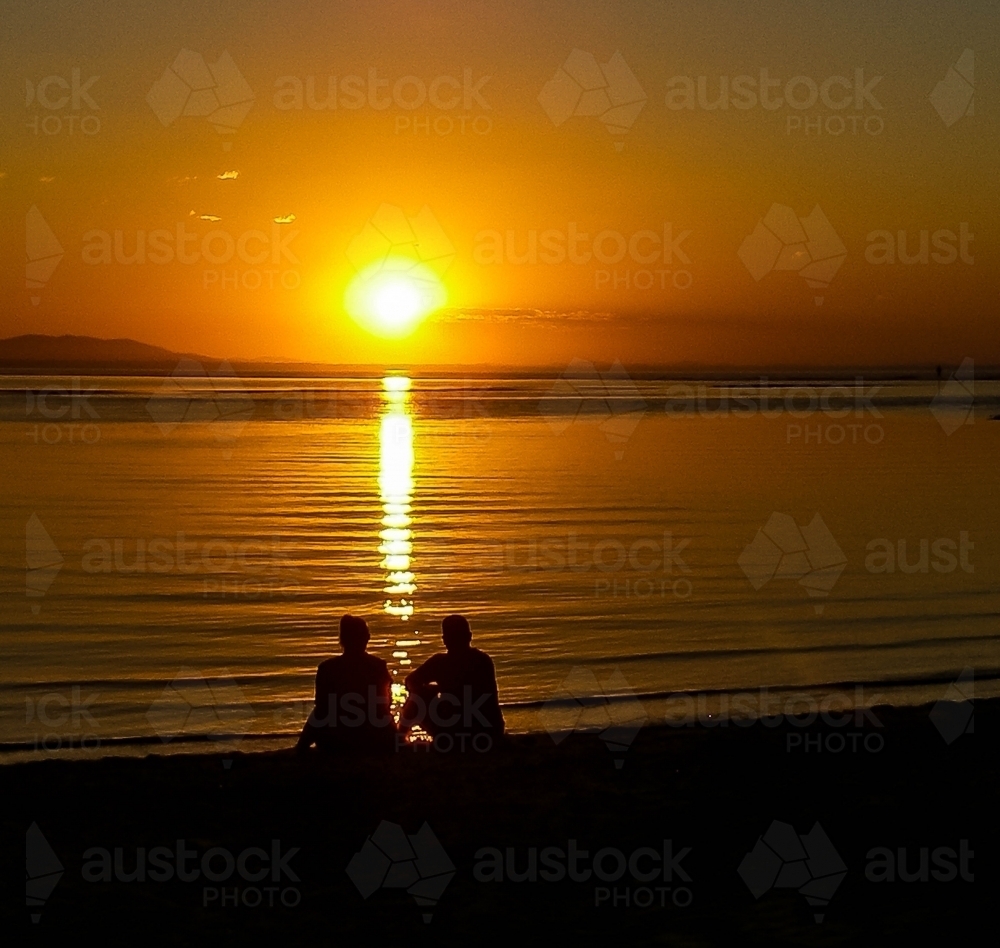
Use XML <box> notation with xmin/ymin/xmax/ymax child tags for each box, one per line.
<box><xmin>5</xmin><ymin>699</ymin><xmax>989</xmax><ymax>945</ymax></box>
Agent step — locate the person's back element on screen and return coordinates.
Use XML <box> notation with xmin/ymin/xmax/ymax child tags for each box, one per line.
<box><xmin>402</xmin><ymin>615</ymin><xmax>504</xmax><ymax>738</ymax></box>
<box><xmin>298</xmin><ymin>614</ymin><xmax>395</xmax><ymax>754</ymax></box>
<box><xmin>420</xmin><ymin>647</ymin><xmax>501</xmax><ymax>729</ymax></box>
<box><xmin>316</xmin><ymin>651</ymin><xmax>391</xmax><ymax>709</ymax></box>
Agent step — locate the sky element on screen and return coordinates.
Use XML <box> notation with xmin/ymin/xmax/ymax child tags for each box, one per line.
<box><xmin>1</xmin><ymin>0</ymin><xmax>997</xmax><ymax>367</ymax></box>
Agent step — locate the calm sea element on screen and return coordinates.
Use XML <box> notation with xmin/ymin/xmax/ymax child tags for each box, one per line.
<box><xmin>1</xmin><ymin>372</ymin><xmax>998</xmax><ymax>761</ymax></box>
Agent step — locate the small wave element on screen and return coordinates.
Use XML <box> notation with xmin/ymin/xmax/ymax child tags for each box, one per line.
<box><xmin>504</xmin><ymin>667</ymin><xmax>1000</xmax><ymax>710</ymax></box>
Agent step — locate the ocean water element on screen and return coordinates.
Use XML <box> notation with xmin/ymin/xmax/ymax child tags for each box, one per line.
<box><xmin>1</xmin><ymin>372</ymin><xmax>998</xmax><ymax>761</ymax></box>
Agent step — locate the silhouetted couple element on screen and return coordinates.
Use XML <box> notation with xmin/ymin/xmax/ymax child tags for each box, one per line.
<box><xmin>296</xmin><ymin>613</ymin><xmax>503</xmax><ymax>754</ymax></box>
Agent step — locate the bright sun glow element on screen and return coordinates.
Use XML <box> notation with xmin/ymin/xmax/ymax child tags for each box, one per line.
<box><xmin>344</xmin><ymin>257</ymin><xmax>447</xmax><ymax>338</ymax></box>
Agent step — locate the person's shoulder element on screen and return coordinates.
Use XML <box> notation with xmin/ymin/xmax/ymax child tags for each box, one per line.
<box><xmin>470</xmin><ymin>647</ymin><xmax>495</xmax><ymax>664</ymax></box>
<box><xmin>413</xmin><ymin>652</ymin><xmax>447</xmax><ymax>674</ymax></box>
<box><xmin>317</xmin><ymin>656</ymin><xmax>339</xmax><ymax>673</ymax></box>
<box><xmin>364</xmin><ymin>653</ymin><xmax>390</xmax><ymax>671</ymax></box>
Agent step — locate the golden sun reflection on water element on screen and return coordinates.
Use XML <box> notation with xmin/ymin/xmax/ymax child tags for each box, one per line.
<box><xmin>379</xmin><ymin>376</ymin><xmax>416</xmax><ymax>628</ymax></box>
<box><xmin>379</xmin><ymin>375</ymin><xmax>427</xmax><ymax>726</ymax></box>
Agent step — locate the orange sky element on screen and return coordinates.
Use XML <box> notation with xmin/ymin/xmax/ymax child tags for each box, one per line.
<box><xmin>1</xmin><ymin>0</ymin><xmax>997</xmax><ymax>366</ymax></box>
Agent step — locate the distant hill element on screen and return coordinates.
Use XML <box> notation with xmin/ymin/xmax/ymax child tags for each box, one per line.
<box><xmin>0</xmin><ymin>335</ymin><xmax>209</xmax><ymax>374</ymax></box>
<box><xmin>0</xmin><ymin>334</ymin><xmax>493</xmax><ymax>377</ymax></box>
<box><xmin>3</xmin><ymin>334</ymin><xmax>997</xmax><ymax>380</ymax></box>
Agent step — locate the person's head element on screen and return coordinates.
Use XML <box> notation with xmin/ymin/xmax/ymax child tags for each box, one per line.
<box><xmin>442</xmin><ymin>614</ymin><xmax>472</xmax><ymax>651</ymax></box>
<box><xmin>339</xmin><ymin>614</ymin><xmax>370</xmax><ymax>654</ymax></box>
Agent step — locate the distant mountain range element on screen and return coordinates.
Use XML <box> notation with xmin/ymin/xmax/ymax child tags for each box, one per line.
<box><xmin>1</xmin><ymin>334</ymin><xmax>996</xmax><ymax>380</ymax></box>
<box><xmin>0</xmin><ymin>334</ymin><xmax>488</xmax><ymax>377</ymax></box>
<box><xmin>0</xmin><ymin>335</ymin><xmax>208</xmax><ymax>373</ymax></box>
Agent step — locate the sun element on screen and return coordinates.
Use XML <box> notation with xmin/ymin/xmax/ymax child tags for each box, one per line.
<box><xmin>344</xmin><ymin>256</ymin><xmax>447</xmax><ymax>338</ymax></box>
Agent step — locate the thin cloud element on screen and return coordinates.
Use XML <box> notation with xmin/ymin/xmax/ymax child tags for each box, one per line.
<box><xmin>437</xmin><ymin>307</ymin><xmax>617</xmax><ymax>323</ymax></box>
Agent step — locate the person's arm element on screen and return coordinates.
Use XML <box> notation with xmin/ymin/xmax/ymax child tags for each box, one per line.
<box><xmin>404</xmin><ymin>654</ymin><xmax>440</xmax><ymax>692</ymax></box>
<box><xmin>313</xmin><ymin>664</ymin><xmax>332</xmax><ymax>723</ymax></box>
<box><xmin>296</xmin><ymin>718</ymin><xmax>315</xmax><ymax>752</ymax></box>
<box><xmin>485</xmin><ymin>656</ymin><xmax>500</xmax><ymax>694</ymax></box>
<box><xmin>376</xmin><ymin>664</ymin><xmax>395</xmax><ymax>728</ymax></box>
<box><xmin>296</xmin><ymin>686</ymin><xmax>319</xmax><ymax>751</ymax></box>
<box><xmin>485</xmin><ymin>655</ymin><xmax>505</xmax><ymax>731</ymax></box>
<box><xmin>296</xmin><ymin>666</ymin><xmax>326</xmax><ymax>752</ymax></box>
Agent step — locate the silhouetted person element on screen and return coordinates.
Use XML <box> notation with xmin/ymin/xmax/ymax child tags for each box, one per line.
<box><xmin>400</xmin><ymin>615</ymin><xmax>504</xmax><ymax>740</ymax></box>
<box><xmin>296</xmin><ymin>614</ymin><xmax>395</xmax><ymax>754</ymax></box>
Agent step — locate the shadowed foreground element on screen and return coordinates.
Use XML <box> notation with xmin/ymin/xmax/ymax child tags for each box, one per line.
<box><xmin>4</xmin><ymin>700</ymin><xmax>990</xmax><ymax>945</ymax></box>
